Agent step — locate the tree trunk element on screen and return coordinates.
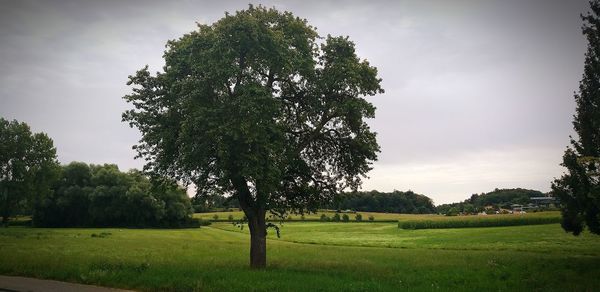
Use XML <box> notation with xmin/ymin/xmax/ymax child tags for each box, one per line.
<box><xmin>1</xmin><ymin>187</ymin><xmax>9</xmax><ymax>227</ymax></box>
<box><xmin>247</xmin><ymin>209</ymin><xmax>267</xmax><ymax>269</ymax></box>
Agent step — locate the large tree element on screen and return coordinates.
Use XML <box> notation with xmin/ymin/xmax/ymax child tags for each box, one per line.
<box><xmin>123</xmin><ymin>5</ymin><xmax>383</xmax><ymax>268</ymax></box>
<box><xmin>552</xmin><ymin>0</ymin><xmax>600</xmax><ymax>235</ymax></box>
<box><xmin>0</xmin><ymin>118</ymin><xmax>59</xmax><ymax>226</ymax></box>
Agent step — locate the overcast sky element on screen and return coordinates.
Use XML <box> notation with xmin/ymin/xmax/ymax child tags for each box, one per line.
<box><xmin>0</xmin><ymin>0</ymin><xmax>590</xmax><ymax>204</ymax></box>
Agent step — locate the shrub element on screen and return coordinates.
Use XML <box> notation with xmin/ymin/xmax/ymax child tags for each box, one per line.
<box><xmin>228</xmin><ymin>214</ymin><xmax>234</xmax><ymax>221</ymax></box>
<box><xmin>332</xmin><ymin>213</ymin><xmax>341</xmax><ymax>222</ymax></box>
<box><xmin>198</xmin><ymin>219</ymin><xmax>212</xmax><ymax>226</ymax></box>
<box><xmin>320</xmin><ymin>214</ymin><xmax>329</xmax><ymax>221</ymax></box>
<box><xmin>355</xmin><ymin>214</ymin><xmax>363</xmax><ymax>221</ymax></box>
<box><xmin>342</xmin><ymin>214</ymin><xmax>350</xmax><ymax>222</ymax></box>
<box><xmin>368</xmin><ymin>215</ymin><xmax>375</xmax><ymax>221</ymax></box>
<box><xmin>300</xmin><ymin>215</ymin><xmax>306</xmax><ymax>221</ymax></box>
<box><xmin>212</xmin><ymin>214</ymin><xmax>219</xmax><ymax>220</ymax></box>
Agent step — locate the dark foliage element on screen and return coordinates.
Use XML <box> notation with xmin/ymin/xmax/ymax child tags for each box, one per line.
<box><xmin>0</xmin><ymin>118</ymin><xmax>59</xmax><ymax>226</ymax></box>
<box><xmin>437</xmin><ymin>188</ymin><xmax>546</xmax><ymax>215</ymax></box>
<box><xmin>329</xmin><ymin>190</ymin><xmax>436</xmax><ymax>214</ymax></box>
<box><xmin>33</xmin><ymin>162</ymin><xmax>194</xmax><ymax>228</ymax></box>
<box><xmin>552</xmin><ymin>0</ymin><xmax>600</xmax><ymax>235</ymax></box>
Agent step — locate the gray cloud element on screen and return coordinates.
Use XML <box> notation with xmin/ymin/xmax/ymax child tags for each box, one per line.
<box><xmin>0</xmin><ymin>0</ymin><xmax>589</xmax><ymax>203</ymax></box>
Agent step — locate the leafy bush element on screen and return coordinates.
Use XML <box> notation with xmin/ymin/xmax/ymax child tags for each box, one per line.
<box><xmin>320</xmin><ymin>214</ymin><xmax>329</xmax><ymax>221</ymax></box>
<box><xmin>368</xmin><ymin>215</ymin><xmax>375</xmax><ymax>221</ymax></box>
<box><xmin>332</xmin><ymin>213</ymin><xmax>341</xmax><ymax>222</ymax></box>
<box><xmin>342</xmin><ymin>214</ymin><xmax>350</xmax><ymax>222</ymax></box>
<box><xmin>212</xmin><ymin>214</ymin><xmax>219</xmax><ymax>220</ymax></box>
<box><xmin>355</xmin><ymin>214</ymin><xmax>363</xmax><ymax>221</ymax></box>
<box><xmin>228</xmin><ymin>214</ymin><xmax>234</xmax><ymax>221</ymax></box>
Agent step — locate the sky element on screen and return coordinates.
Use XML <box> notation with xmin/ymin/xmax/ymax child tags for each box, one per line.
<box><xmin>0</xmin><ymin>0</ymin><xmax>590</xmax><ymax>204</ymax></box>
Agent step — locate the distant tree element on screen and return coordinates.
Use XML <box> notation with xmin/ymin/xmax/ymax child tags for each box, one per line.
<box><xmin>341</xmin><ymin>213</ymin><xmax>350</xmax><ymax>222</ymax></box>
<box><xmin>437</xmin><ymin>188</ymin><xmax>544</xmax><ymax>214</ymax></box>
<box><xmin>320</xmin><ymin>214</ymin><xmax>329</xmax><ymax>222</ymax></box>
<box><xmin>463</xmin><ymin>204</ymin><xmax>475</xmax><ymax>214</ymax></box>
<box><xmin>332</xmin><ymin>213</ymin><xmax>341</xmax><ymax>222</ymax></box>
<box><xmin>368</xmin><ymin>215</ymin><xmax>375</xmax><ymax>221</ymax></box>
<box><xmin>329</xmin><ymin>190</ymin><xmax>436</xmax><ymax>214</ymax></box>
<box><xmin>446</xmin><ymin>207</ymin><xmax>459</xmax><ymax>216</ymax></box>
<box><xmin>213</xmin><ymin>214</ymin><xmax>219</xmax><ymax>221</ymax></box>
<box><xmin>355</xmin><ymin>213</ymin><xmax>362</xmax><ymax>221</ymax></box>
<box><xmin>552</xmin><ymin>0</ymin><xmax>600</xmax><ymax>235</ymax></box>
<box><xmin>0</xmin><ymin>118</ymin><xmax>59</xmax><ymax>226</ymax></box>
<box><xmin>122</xmin><ymin>5</ymin><xmax>382</xmax><ymax>268</ymax></box>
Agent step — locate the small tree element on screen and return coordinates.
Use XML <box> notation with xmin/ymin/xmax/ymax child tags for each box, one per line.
<box><xmin>320</xmin><ymin>214</ymin><xmax>329</xmax><ymax>222</ymax></box>
<box><xmin>552</xmin><ymin>0</ymin><xmax>600</xmax><ymax>235</ymax></box>
<box><xmin>332</xmin><ymin>213</ymin><xmax>341</xmax><ymax>222</ymax></box>
<box><xmin>122</xmin><ymin>5</ymin><xmax>382</xmax><ymax>268</ymax></box>
<box><xmin>446</xmin><ymin>207</ymin><xmax>459</xmax><ymax>216</ymax></box>
<box><xmin>355</xmin><ymin>213</ymin><xmax>362</xmax><ymax>221</ymax></box>
<box><xmin>368</xmin><ymin>215</ymin><xmax>375</xmax><ymax>221</ymax></box>
<box><xmin>228</xmin><ymin>214</ymin><xmax>234</xmax><ymax>221</ymax></box>
<box><xmin>212</xmin><ymin>214</ymin><xmax>219</xmax><ymax>221</ymax></box>
<box><xmin>342</xmin><ymin>213</ymin><xmax>350</xmax><ymax>222</ymax></box>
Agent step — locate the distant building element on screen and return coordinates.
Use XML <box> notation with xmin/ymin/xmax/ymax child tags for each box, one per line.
<box><xmin>530</xmin><ymin>197</ymin><xmax>556</xmax><ymax>209</ymax></box>
<box><xmin>510</xmin><ymin>204</ymin><xmax>523</xmax><ymax>212</ymax></box>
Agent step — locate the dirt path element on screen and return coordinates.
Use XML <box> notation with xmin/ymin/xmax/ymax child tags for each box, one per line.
<box><xmin>0</xmin><ymin>275</ymin><xmax>133</xmax><ymax>292</ymax></box>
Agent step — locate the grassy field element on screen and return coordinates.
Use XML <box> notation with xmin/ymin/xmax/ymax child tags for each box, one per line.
<box><xmin>1</xmin><ymin>213</ymin><xmax>599</xmax><ymax>291</ymax></box>
<box><xmin>194</xmin><ymin>210</ymin><xmax>561</xmax><ymax>223</ymax></box>
<box><xmin>194</xmin><ymin>209</ymin><xmax>405</xmax><ymax>221</ymax></box>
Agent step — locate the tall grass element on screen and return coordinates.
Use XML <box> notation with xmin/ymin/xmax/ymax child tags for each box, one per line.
<box><xmin>399</xmin><ymin>214</ymin><xmax>561</xmax><ymax>229</ymax></box>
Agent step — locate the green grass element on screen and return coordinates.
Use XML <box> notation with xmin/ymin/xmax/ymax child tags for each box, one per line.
<box><xmin>213</xmin><ymin>220</ymin><xmax>600</xmax><ymax>254</ymax></box>
<box><xmin>0</xmin><ymin>216</ymin><xmax>599</xmax><ymax>291</ymax></box>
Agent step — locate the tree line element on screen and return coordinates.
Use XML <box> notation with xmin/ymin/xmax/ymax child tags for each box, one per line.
<box><xmin>34</xmin><ymin>162</ymin><xmax>195</xmax><ymax>228</ymax></box>
<box><xmin>1</xmin><ymin>118</ymin><xmax>195</xmax><ymax>227</ymax></box>
<box><xmin>327</xmin><ymin>190</ymin><xmax>436</xmax><ymax>214</ymax></box>
<box><xmin>436</xmin><ymin>188</ymin><xmax>547</xmax><ymax>215</ymax></box>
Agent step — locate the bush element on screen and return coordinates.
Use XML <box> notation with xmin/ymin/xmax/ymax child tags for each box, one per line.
<box><xmin>300</xmin><ymin>215</ymin><xmax>306</xmax><ymax>221</ymax></box>
<box><xmin>355</xmin><ymin>214</ymin><xmax>362</xmax><ymax>221</ymax></box>
<box><xmin>332</xmin><ymin>213</ymin><xmax>341</xmax><ymax>222</ymax></box>
<box><xmin>212</xmin><ymin>214</ymin><xmax>219</xmax><ymax>220</ymax></box>
<box><xmin>342</xmin><ymin>214</ymin><xmax>350</xmax><ymax>222</ymax></box>
<box><xmin>320</xmin><ymin>214</ymin><xmax>329</xmax><ymax>221</ymax></box>
<box><xmin>368</xmin><ymin>215</ymin><xmax>375</xmax><ymax>221</ymax></box>
<box><xmin>228</xmin><ymin>214</ymin><xmax>234</xmax><ymax>221</ymax></box>
<box><xmin>197</xmin><ymin>219</ymin><xmax>212</xmax><ymax>226</ymax></box>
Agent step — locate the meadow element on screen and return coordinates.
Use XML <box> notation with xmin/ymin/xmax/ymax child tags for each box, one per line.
<box><xmin>194</xmin><ymin>209</ymin><xmax>561</xmax><ymax>223</ymax></box>
<box><xmin>0</xmin><ymin>211</ymin><xmax>599</xmax><ymax>291</ymax></box>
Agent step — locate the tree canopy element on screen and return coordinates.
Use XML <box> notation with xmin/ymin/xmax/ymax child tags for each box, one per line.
<box><xmin>552</xmin><ymin>0</ymin><xmax>600</xmax><ymax>236</ymax></box>
<box><xmin>123</xmin><ymin>5</ymin><xmax>383</xmax><ymax>268</ymax></box>
<box><xmin>328</xmin><ymin>190</ymin><xmax>436</xmax><ymax>214</ymax></box>
<box><xmin>0</xmin><ymin>118</ymin><xmax>59</xmax><ymax>226</ymax></box>
<box><xmin>34</xmin><ymin>162</ymin><xmax>195</xmax><ymax>228</ymax></box>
